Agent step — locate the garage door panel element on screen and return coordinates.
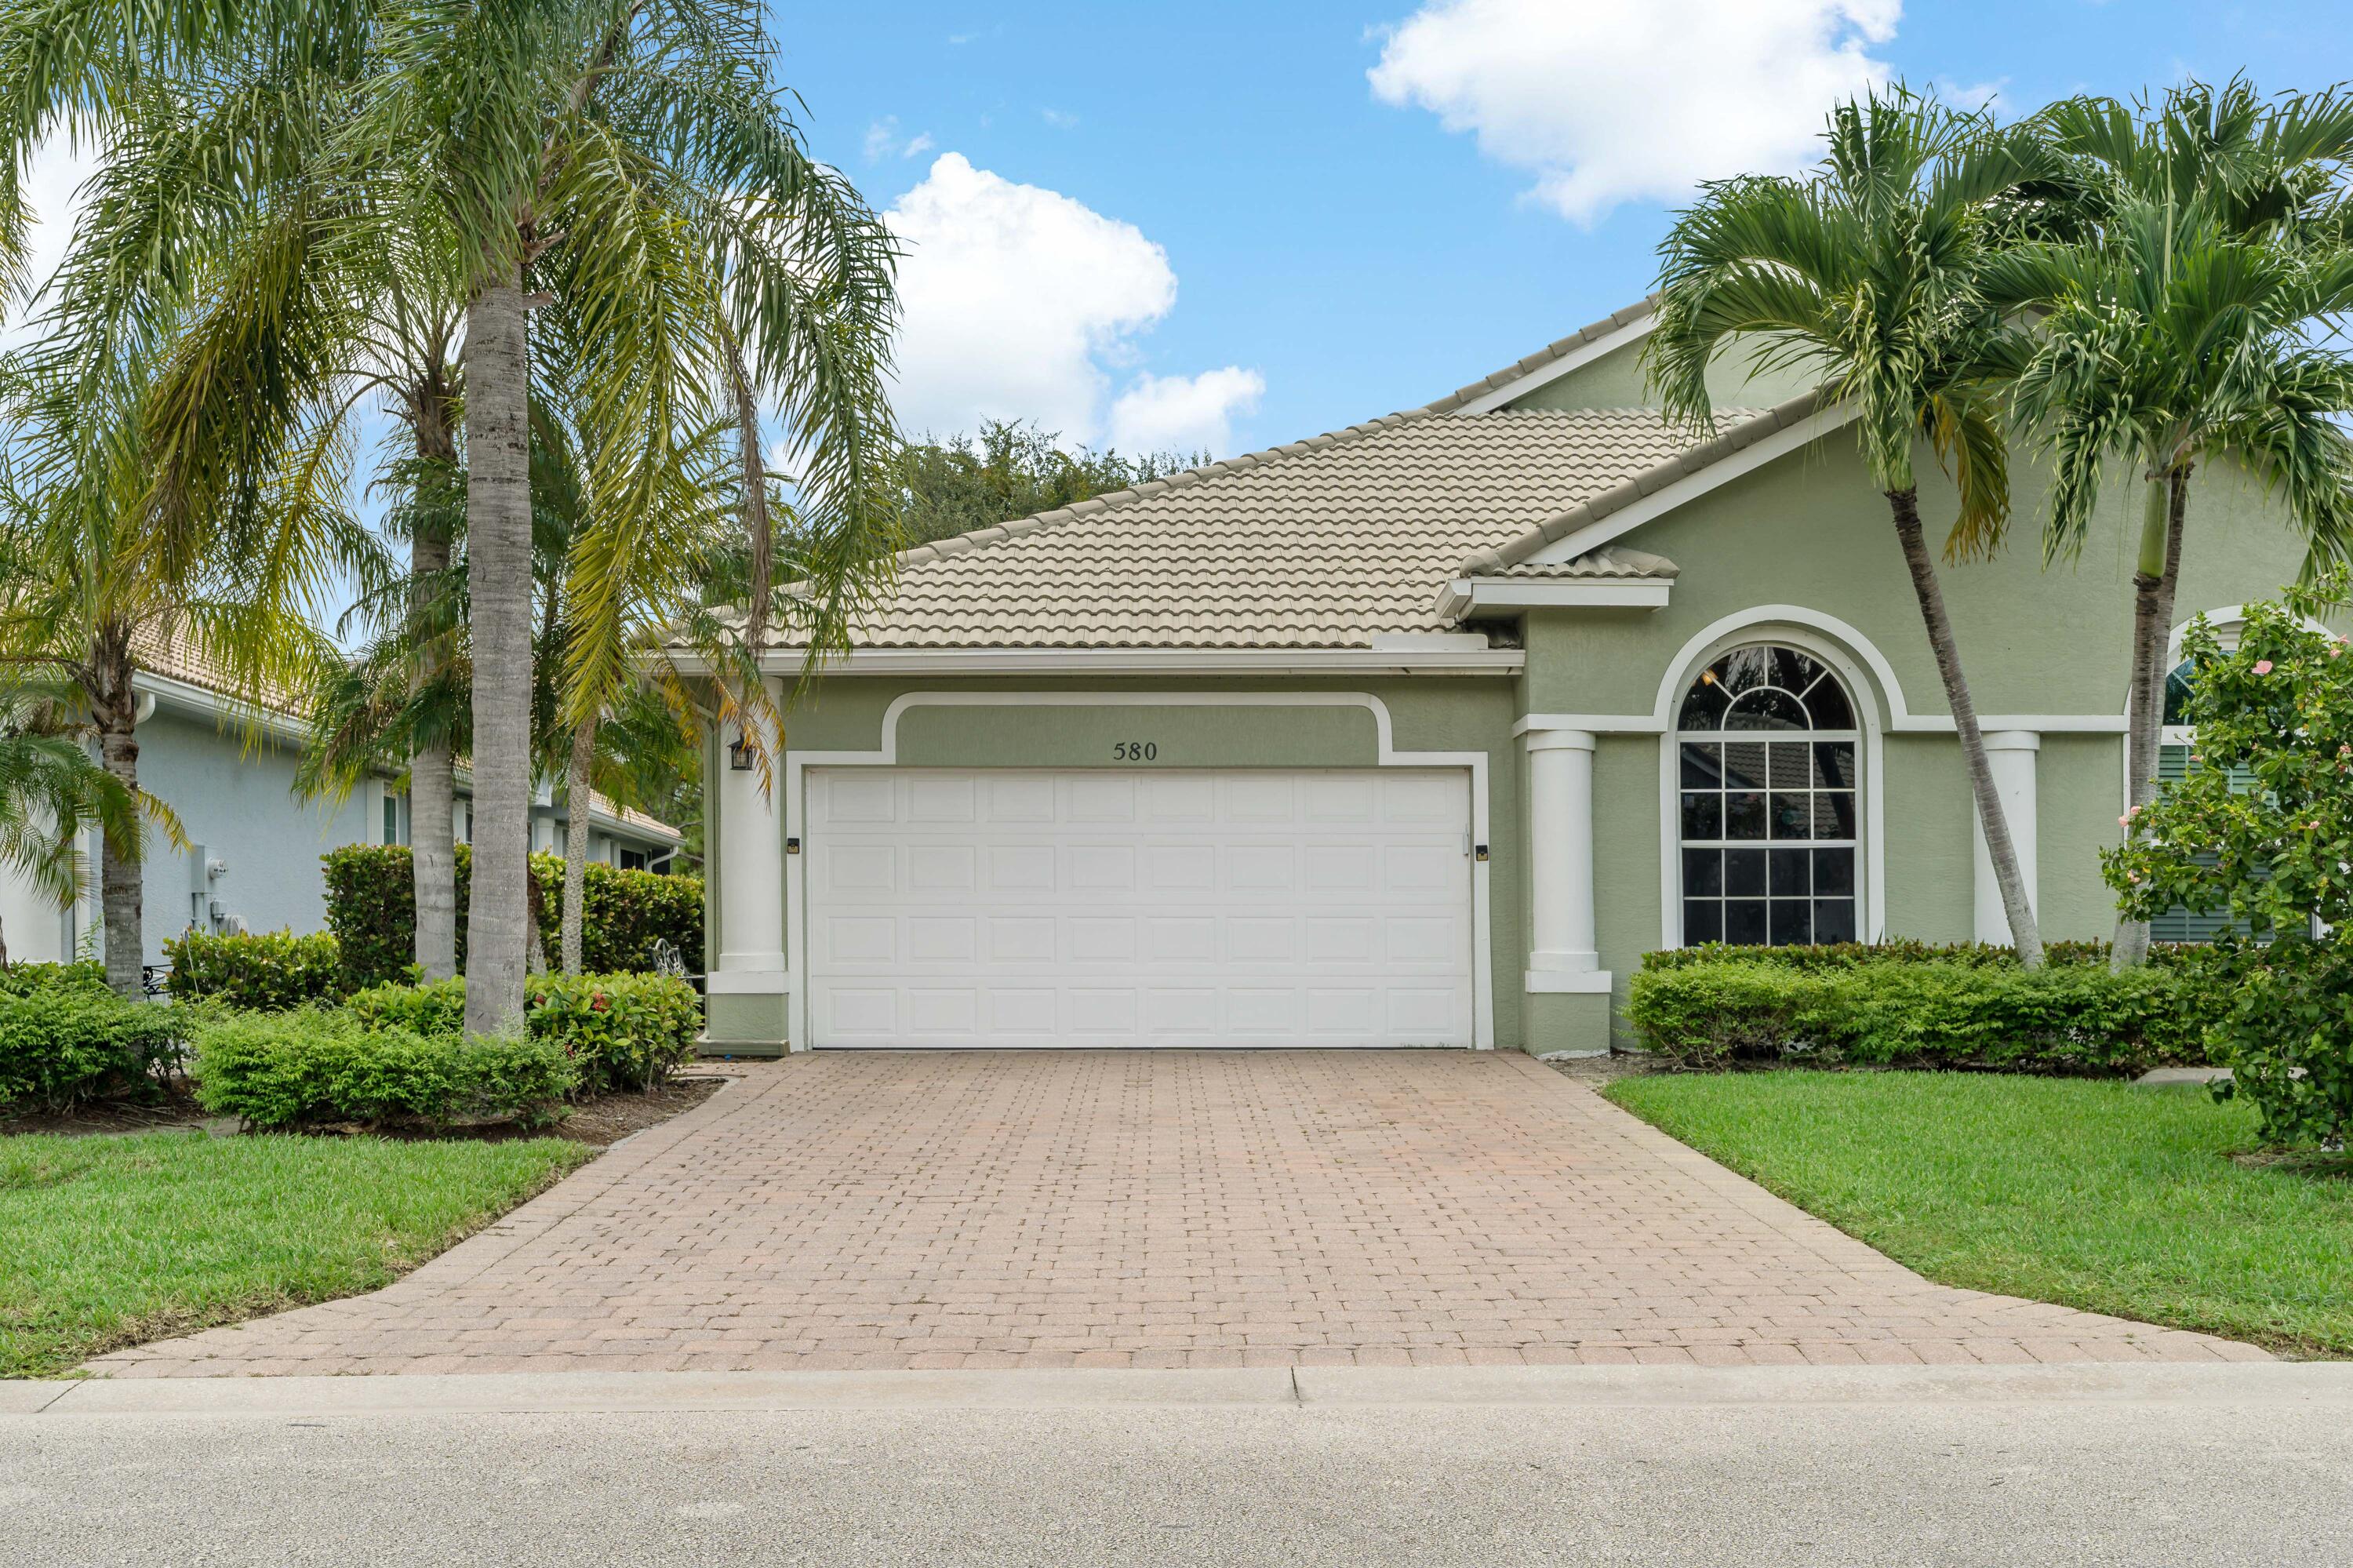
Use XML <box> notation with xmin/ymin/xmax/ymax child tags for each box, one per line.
<box><xmin>806</xmin><ymin>768</ymin><xmax>1474</xmax><ymax>1048</ymax></box>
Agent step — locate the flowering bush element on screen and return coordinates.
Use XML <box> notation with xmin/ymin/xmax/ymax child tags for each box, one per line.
<box><xmin>2105</xmin><ymin>580</ymin><xmax>2353</xmax><ymax>1147</ymax></box>
<box><xmin>348</xmin><ymin>971</ymin><xmax>699</xmax><ymax>1094</ymax></box>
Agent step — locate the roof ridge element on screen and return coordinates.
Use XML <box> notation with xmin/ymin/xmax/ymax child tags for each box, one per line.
<box><xmin>1455</xmin><ymin>391</ymin><xmax>1824</xmax><ymax>577</ymax></box>
<box><xmin>1418</xmin><ymin>295</ymin><xmax>1660</xmax><ymax>417</ymax></box>
<box><xmin>889</xmin><ymin>295</ymin><xmax>1664</xmax><ymax>575</ymax></box>
<box><xmin>891</xmin><ymin>406</ymin><xmax>1440</xmax><ymax>570</ymax></box>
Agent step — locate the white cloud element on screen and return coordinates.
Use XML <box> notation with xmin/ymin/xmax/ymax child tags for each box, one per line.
<box><xmin>883</xmin><ymin>152</ymin><xmax>1261</xmax><ymax>454</ymax></box>
<box><xmin>4</xmin><ymin>133</ymin><xmax>99</xmax><ymax>340</ymax></box>
<box><xmin>862</xmin><ymin>117</ymin><xmax>935</xmax><ymax>162</ymax></box>
<box><xmin>1109</xmin><ymin>368</ymin><xmax>1264</xmax><ymax>457</ymax></box>
<box><xmin>1368</xmin><ymin>0</ymin><xmax>1899</xmax><ymax>224</ymax></box>
<box><xmin>1041</xmin><ymin>107</ymin><xmax>1079</xmax><ymax>129</ymax></box>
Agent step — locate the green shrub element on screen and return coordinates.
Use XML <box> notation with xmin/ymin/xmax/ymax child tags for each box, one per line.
<box><xmin>526</xmin><ymin>972</ymin><xmax>700</xmax><ymax>1092</ymax></box>
<box><xmin>0</xmin><ymin>961</ymin><xmax>110</xmax><ymax>998</ymax></box>
<box><xmin>162</xmin><ymin>930</ymin><xmax>346</xmax><ymax>1010</ymax></box>
<box><xmin>325</xmin><ymin>844</ymin><xmax>701</xmax><ymax>990</ymax></box>
<box><xmin>192</xmin><ymin>1008</ymin><xmax>576</xmax><ymax>1130</ymax></box>
<box><xmin>322</xmin><ymin>844</ymin><xmax>456</xmax><ymax>991</ymax></box>
<box><xmin>349</xmin><ymin>970</ymin><xmax>700</xmax><ymax>1093</ymax></box>
<box><xmin>529</xmin><ymin>853</ymin><xmax>704</xmax><ymax>975</ymax></box>
<box><xmin>0</xmin><ymin>988</ymin><xmax>189</xmax><ymax>1112</ymax></box>
<box><xmin>2109</xmin><ymin>582</ymin><xmax>2353</xmax><ymax>1146</ymax></box>
<box><xmin>1636</xmin><ymin>938</ymin><xmax>2167</xmax><ymax>973</ymax></box>
<box><xmin>347</xmin><ymin>975</ymin><xmax>469</xmax><ymax>1038</ymax></box>
<box><xmin>1626</xmin><ymin>955</ymin><xmax>2221</xmax><ymax>1075</ymax></box>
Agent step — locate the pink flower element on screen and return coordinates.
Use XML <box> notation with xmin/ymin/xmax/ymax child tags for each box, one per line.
<box><xmin>2118</xmin><ymin>814</ymin><xmax>2132</xmax><ymax>828</ymax></box>
<box><xmin>2253</xmin><ymin>660</ymin><xmax>2275</xmax><ymax>675</ymax></box>
<box><xmin>2334</xmin><ymin>645</ymin><xmax>2347</xmax><ymax>659</ymax></box>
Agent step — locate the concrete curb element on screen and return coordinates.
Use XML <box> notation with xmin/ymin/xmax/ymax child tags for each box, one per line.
<box><xmin>7</xmin><ymin>1362</ymin><xmax>2351</xmax><ymax>1417</ymax></box>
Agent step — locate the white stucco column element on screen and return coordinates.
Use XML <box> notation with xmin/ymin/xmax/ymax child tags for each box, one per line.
<box><xmin>1526</xmin><ymin>729</ymin><xmax>1608</xmax><ymax>990</ymax></box>
<box><xmin>1972</xmin><ymin>729</ymin><xmax>2040</xmax><ymax>944</ymax></box>
<box><xmin>714</xmin><ymin>678</ymin><xmax>787</xmax><ymax>978</ymax></box>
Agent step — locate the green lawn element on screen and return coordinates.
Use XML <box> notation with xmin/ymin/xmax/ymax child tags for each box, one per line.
<box><xmin>1603</xmin><ymin>1071</ymin><xmax>2353</xmax><ymax>1358</ymax></box>
<box><xmin>1</xmin><ymin>1132</ymin><xmax>591</xmax><ymax>1378</ymax></box>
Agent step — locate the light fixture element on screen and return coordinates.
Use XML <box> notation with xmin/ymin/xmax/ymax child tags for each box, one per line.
<box><xmin>727</xmin><ymin>728</ymin><xmax>755</xmax><ymax>771</ymax></box>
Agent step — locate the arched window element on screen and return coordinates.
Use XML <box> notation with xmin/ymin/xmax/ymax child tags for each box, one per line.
<box><xmin>1677</xmin><ymin>645</ymin><xmax>1858</xmax><ymax>946</ymax></box>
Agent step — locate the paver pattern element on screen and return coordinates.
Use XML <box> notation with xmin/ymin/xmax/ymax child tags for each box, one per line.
<box><xmin>85</xmin><ymin>1051</ymin><xmax>2265</xmax><ymax>1376</ymax></box>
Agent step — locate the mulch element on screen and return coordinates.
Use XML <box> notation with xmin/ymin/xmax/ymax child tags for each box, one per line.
<box><xmin>1</xmin><ymin>1075</ymin><xmax>731</xmax><ymax>1147</ymax></box>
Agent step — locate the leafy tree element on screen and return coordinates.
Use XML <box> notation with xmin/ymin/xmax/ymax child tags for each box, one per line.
<box><xmin>893</xmin><ymin>420</ymin><xmax>1207</xmax><ymax>548</ymax></box>
<box><xmin>1646</xmin><ymin>87</ymin><xmax>2057</xmax><ymax>965</ymax></box>
<box><xmin>2107</xmin><ymin>582</ymin><xmax>2353</xmax><ymax>1146</ymax></box>
<box><xmin>1992</xmin><ymin>80</ymin><xmax>2353</xmax><ymax>967</ymax></box>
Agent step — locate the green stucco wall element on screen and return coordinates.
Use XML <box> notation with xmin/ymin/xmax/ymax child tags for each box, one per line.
<box><xmin>1511</xmin><ymin>335</ymin><xmax>1819</xmax><ymax>413</ymax></box>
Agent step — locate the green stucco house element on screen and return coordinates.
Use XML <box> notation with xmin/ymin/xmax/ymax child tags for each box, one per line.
<box><xmin>696</xmin><ymin>298</ymin><xmax>2307</xmax><ymax>1057</ymax></box>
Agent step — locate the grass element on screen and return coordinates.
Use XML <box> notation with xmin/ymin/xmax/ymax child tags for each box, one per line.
<box><xmin>0</xmin><ymin>1131</ymin><xmax>591</xmax><ymax>1378</ymax></box>
<box><xmin>1602</xmin><ymin>1071</ymin><xmax>2353</xmax><ymax>1358</ymax></box>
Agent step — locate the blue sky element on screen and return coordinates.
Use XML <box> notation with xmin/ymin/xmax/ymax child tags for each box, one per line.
<box><xmin>769</xmin><ymin>0</ymin><xmax>2353</xmax><ymax>460</ymax></box>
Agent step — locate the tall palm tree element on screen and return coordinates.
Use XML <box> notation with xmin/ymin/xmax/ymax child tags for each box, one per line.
<box><xmin>1995</xmin><ymin>82</ymin><xmax>2353</xmax><ymax>966</ymax></box>
<box><xmin>2</xmin><ymin>0</ymin><xmax>903</xmax><ymax>1031</ymax></box>
<box><xmin>1646</xmin><ymin>88</ymin><xmax>2053</xmax><ymax>966</ymax></box>
<box><xmin>0</xmin><ymin>674</ymin><xmax>148</xmax><ymax>968</ymax></box>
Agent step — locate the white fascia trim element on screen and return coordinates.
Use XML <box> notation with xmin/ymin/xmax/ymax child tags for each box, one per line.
<box><xmin>1440</xmin><ymin>579</ymin><xmax>1671</xmax><ymax>619</ymax></box>
<box><xmin>1451</xmin><ymin>316</ymin><xmax>1657</xmax><ymax>417</ymax></box>
<box><xmin>780</xmin><ymin>691</ymin><xmax>1497</xmax><ymax>1054</ymax></box>
<box><xmin>719</xmin><ymin>646</ymin><xmax>1525</xmax><ymax>678</ymax></box>
<box><xmin>1524</xmin><ymin>402</ymin><xmax>1862</xmax><ymax>567</ymax></box>
<box><xmin>131</xmin><ymin>671</ymin><xmax>311</xmax><ymax>746</ymax></box>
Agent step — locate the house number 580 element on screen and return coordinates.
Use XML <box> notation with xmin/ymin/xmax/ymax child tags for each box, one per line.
<box><xmin>1113</xmin><ymin>740</ymin><xmax>1158</xmax><ymax>761</ymax></box>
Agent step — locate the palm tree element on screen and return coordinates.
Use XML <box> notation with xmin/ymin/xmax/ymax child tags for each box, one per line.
<box><xmin>1994</xmin><ymin>82</ymin><xmax>2353</xmax><ymax>967</ymax></box>
<box><xmin>0</xmin><ymin>675</ymin><xmax>147</xmax><ymax>968</ymax></box>
<box><xmin>1646</xmin><ymin>88</ymin><xmax>2053</xmax><ymax>966</ymax></box>
<box><xmin>2</xmin><ymin>0</ymin><xmax>903</xmax><ymax>1032</ymax></box>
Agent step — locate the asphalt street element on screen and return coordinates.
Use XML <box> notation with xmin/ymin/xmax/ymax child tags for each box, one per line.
<box><xmin>5</xmin><ymin>1370</ymin><xmax>2350</xmax><ymax>1566</ymax></box>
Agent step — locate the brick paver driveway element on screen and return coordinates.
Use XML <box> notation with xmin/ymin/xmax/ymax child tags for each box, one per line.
<box><xmin>87</xmin><ymin>1052</ymin><xmax>2263</xmax><ymax>1376</ymax></box>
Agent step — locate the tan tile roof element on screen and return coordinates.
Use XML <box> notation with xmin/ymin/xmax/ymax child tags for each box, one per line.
<box><xmin>134</xmin><ymin>626</ymin><xmax>681</xmax><ymax>843</ymax></box>
<box><xmin>1454</xmin><ymin>393</ymin><xmax>1821</xmax><ymax>576</ymax></box>
<box><xmin>848</xmin><ymin>407</ymin><xmax>1740</xmax><ymax>649</ymax></box>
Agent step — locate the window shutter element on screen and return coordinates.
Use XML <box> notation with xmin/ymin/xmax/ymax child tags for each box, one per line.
<box><xmin>2148</xmin><ymin>744</ymin><xmax>2257</xmax><ymax>944</ymax></box>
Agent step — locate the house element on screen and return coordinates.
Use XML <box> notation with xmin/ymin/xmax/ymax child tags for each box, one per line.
<box><xmin>0</xmin><ymin>633</ymin><xmax>682</xmax><ymax>969</ymax></box>
<box><xmin>689</xmin><ymin>299</ymin><xmax>2308</xmax><ymax>1057</ymax></box>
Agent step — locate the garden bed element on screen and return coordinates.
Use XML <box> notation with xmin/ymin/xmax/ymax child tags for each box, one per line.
<box><xmin>1603</xmin><ymin>1071</ymin><xmax>2353</xmax><ymax>1358</ymax></box>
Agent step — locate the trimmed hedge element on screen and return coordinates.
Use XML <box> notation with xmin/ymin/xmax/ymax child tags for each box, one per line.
<box><xmin>323</xmin><ymin>845</ymin><xmax>700</xmax><ymax>991</ymax></box>
<box><xmin>192</xmin><ymin>1008</ymin><xmax>576</xmax><ymax>1130</ymax></box>
<box><xmin>349</xmin><ymin>971</ymin><xmax>700</xmax><ymax>1093</ymax></box>
<box><xmin>162</xmin><ymin>930</ymin><xmax>345</xmax><ymax>1010</ymax></box>
<box><xmin>528</xmin><ymin>853</ymin><xmax>703</xmax><ymax>977</ymax></box>
<box><xmin>0</xmin><ymin>984</ymin><xmax>190</xmax><ymax>1112</ymax></box>
<box><xmin>1625</xmin><ymin>944</ymin><xmax>2227</xmax><ymax>1073</ymax></box>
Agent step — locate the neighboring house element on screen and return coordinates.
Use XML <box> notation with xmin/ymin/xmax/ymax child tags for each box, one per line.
<box><xmin>689</xmin><ymin>298</ymin><xmax>2314</xmax><ymax>1057</ymax></box>
<box><xmin>0</xmin><ymin>634</ymin><xmax>681</xmax><ymax>969</ymax></box>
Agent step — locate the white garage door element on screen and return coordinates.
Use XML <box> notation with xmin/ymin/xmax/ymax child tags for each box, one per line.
<box><xmin>805</xmin><ymin>768</ymin><xmax>1475</xmax><ymax>1048</ymax></box>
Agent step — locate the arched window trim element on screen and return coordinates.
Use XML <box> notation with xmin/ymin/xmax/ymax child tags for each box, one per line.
<box><xmin>1651</xmin><ymin>615</ymin><xmax>1891</xmax><ymax>951</ymax></box>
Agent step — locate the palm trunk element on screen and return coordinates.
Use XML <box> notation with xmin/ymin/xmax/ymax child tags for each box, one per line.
<box><xmin>461</xmin><ymin>275</ymin><xmax>535</xmax><ymax>1036</ymax></box>
<box><xmin>2112</xmin><ymin>466</ymin><xmax>2191</xmax><ymax>970</ymax></box>
<box><xmin>91</xmin><ymin>634</ymin><xmax>144</xmax><ymax>997</ymax></box>
<box><xmin>409</xmin><ymin>376</ymin><xmax>460</xmax><ymax>982</ymax></box>
<box><xmin>1888</xmin><ymin>487</ymin><xmax>2044</xmax><ymax>968</ymax></box>
<box><xmin>560</xmin><ymin>716</ymin><xmax>592</xmax><ymax>975</ymax></box>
